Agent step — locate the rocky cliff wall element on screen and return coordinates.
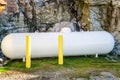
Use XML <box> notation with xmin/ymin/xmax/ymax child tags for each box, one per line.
<box><xmin>90</xmin><ymin>0</ymin><xmax>120</xmax><ymax>42</ymax></box>
<box><xmin>3</xmin><ymin>0</ymin><xmax>120</xmax><ymax>42</ymax></box>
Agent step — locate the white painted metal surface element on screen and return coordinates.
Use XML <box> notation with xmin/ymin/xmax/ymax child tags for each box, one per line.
<box><xmin>1</xmin><ymin>31</ymin><xmax>114</xmax><ymax>59</ymax></box>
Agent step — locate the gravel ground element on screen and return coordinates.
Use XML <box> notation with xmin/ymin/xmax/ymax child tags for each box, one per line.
<box><xmin>0</xmin><ymin>71</ymin><xmax>39</xmax><ymax>80</ymax></box>
<box><xmin>0</xmin><ymin>70</ymin><xmax>69</xmax><ymax>80</ymax></box>
<box><xmin>0</xmin><ymin>70</ymin><xmax>120</xmax><ymax>80</ymax></box>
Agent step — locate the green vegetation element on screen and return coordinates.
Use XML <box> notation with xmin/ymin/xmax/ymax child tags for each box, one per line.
<box><xmin>0</xmin><ymin>68</ymin><xmax>9</xmax><ymax>73</ymax></box>
<box><xmin>1</xmin><ymin>56</ymin><xmax>120</xmax><ymax>77</ymax></box>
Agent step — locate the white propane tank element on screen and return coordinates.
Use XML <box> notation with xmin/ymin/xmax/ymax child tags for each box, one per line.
<box><xmin>1</xmin><ymin>31</ymin><xmax>114</xmax><ymax>59</ymax></box>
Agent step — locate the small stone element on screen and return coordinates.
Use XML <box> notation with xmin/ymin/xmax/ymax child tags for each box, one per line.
<box><xmin>90</xmin><ymin>76</ymin><xmax>101</xmax><ymax>80</ymax></box>
<box><xmin>101</xmin><ymin>72</ymin><xmax>115</xmax><ymax>78</ymax></box>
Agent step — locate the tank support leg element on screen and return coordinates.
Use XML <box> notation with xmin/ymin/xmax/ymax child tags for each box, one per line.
<box><xmin>95</xmin><ymin>54</ymin><xmax>98</xmax><ymax>58</ymax></box>
<box><xmin>23</xmin><ymin>57</ymin><xmax>25</xmax><ymax>62</ymax></box>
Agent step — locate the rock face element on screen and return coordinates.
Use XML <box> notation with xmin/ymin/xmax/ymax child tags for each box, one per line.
<box><xmin>90</xmin><ymin>0</ymin><xmax>110</xmax><ymax>31</ymax></box>
<box><xmin>111</xmin><ymin>0</ymin><xmax>120</xmax><ymax>42</ymax></box>
<box><xmin>4</xmin><ymin>0</ymin><xmax>120</xmax><ymax>40</ymax></box>
<box><xmin>5</xmin><ymin>0</ymin><xmax>18</xmax><ymax>13</ymax></box>
<box><xmin>18</xmin><ymin>0</ymin><xmax>120</xmax><ymax>43</ymax></box>
<box><xmin>90</xmin><ymin>0</ymin><xmax>120</xmax><ymax>43</ymax></box>
<box><xmin>37</xmin><ymin>1</ymin><xmax>70</xmax><ymax>23</ymax></box>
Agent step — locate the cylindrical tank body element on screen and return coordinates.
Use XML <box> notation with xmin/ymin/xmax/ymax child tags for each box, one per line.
<box><xmin>1</xmin><ymin>31</ymin><xmax>114</xmax><ymax>59</ymax></box>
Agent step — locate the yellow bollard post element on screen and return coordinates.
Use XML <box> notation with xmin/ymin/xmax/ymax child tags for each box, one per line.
<box><xmin>26</xmin><ymin>36</ymin><xmax>31</xmax><ymax>68</ymax></box>
<box><xmin>58</xmin><ymin>35</ymin><xmax>63</xmax><ymax>65</ymax></box>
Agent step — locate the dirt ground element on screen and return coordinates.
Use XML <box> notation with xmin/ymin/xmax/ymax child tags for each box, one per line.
<box><xmin>0</xmin><ymin>69</ymin><xmax>120</xmax><ymax>80</ymax></box>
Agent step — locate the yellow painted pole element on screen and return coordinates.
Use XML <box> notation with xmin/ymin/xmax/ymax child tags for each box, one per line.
<box><xmin>26</xmin><ymin>36</ymin><xmax>31</xmax><ymax>68</ymax></box>
<box><xmin>58</xmin><ymin>35</ymin><xmax>63</xmax><ymax>65</ymax></box>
